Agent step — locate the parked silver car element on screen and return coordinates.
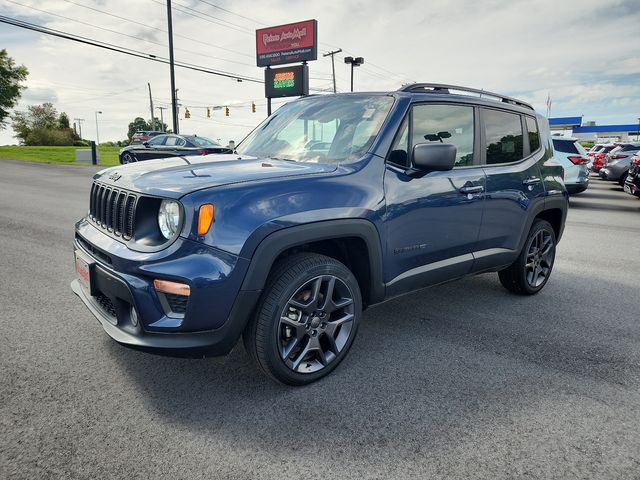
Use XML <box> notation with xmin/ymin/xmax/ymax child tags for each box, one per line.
<box><xmin>600</xmin><ymin>143</ymin><xmax>640</xmax><ymax>185</ymax></box>
<box><xmin>551</xmin><ymin>137</ymin><xmax>589</xmax><ymax>194</ymax></box>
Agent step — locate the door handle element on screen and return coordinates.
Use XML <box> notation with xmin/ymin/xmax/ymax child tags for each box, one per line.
<box><xmin>523</xmin><ymin>177</ymin><xmax>541</xmax><ymax>186</ymax></box>
<box><xmin>459</xmin><ymin>185</ymin><xmax>484</xmax><ymax>195</ymax></box>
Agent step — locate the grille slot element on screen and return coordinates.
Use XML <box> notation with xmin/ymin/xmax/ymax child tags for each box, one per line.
<box><xmin>95</xmin><ymin>292</ymin><xmax>116</xmax><ymax>318</ymax></box>
<box><xmin>165</xmin><ymin>293</ymin><xmax>189</xmax><ymax>314</ymax></box>
<box><xmin>89</xmin><ymin>182</ymin><xmax>137</xmax><ymax>239</ymax></box>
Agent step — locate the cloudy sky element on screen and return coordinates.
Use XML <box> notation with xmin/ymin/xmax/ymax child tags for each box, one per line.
<box><xmin>1</xmin><ymin>0</ymin><xmax>639</xmax><ymax>145</ymax></box>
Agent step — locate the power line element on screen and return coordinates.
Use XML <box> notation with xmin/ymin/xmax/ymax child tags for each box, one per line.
<box><xmin>60</xmin><ymin>0</ymin><xmax>253</xmax><ymax>59</ymax></box>
<box><xmin>7</xmin><ymin>0</ymin><xmax>257</xmax><ymax>68</ymax></box>
<box><xmin>0</xmin><ymin>15</ymin><xmax>264</xmax><ymax>83</ymax></box>
<box><xmin>195</xmin><ymin>0</ymin><xmax>268</xmax><ymax>26</ymax></box>
<box><xmin>148</xmin><ymin>0</ymin><xmax>253</xmax><ymax>35</ymax></box>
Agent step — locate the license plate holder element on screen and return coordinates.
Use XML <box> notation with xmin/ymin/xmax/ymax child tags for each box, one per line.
<box><xmin>75</xmin><ymin>250</ymin><xmax>94</xmax><ymax>296</ymax></box>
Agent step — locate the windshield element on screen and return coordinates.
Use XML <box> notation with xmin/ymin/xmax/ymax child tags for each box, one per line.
<box><xmin>236</xmin><ymin>95</ymin><xmax>395</xmax><ymax>163</ymax></box>
<box><xmin>187</xmin><ymin>136</ymin><xmax>220</xmax><ymax>147</ymax></box>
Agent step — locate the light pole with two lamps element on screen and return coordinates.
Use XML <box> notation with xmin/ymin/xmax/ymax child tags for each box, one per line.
<box><xmin>344</xmin><ymin>56</ymin><xmax>364</xmax><ymax>92</ymax></box>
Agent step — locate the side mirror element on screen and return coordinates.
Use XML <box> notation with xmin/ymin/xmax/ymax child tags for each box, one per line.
<box><xmin>412</xmin><ymin>143</ymin><xmax>457</xmax><ymax>171</ymax></box>
<box><xmin>142</xmin><ymin>141</ymin><xmax>150</xmax><ymax>147</ymax></box>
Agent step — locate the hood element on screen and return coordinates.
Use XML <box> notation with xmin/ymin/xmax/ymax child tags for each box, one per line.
<box><xmin>94</xmin><ymin>154</ymin><xmax>337</xmax><ymax>198</ymax></box>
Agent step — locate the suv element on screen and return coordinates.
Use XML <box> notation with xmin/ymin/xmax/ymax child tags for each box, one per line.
<box><xmin>72</xmin><ymin>84</ymin><xmax>567</xmax><ymax>385</ymax></box>
<box><xmin>130</xmin><ymin>130</ymin><xmax>165</xmax><ymax>145</ymax></box>
<box><xmin>551</xmin><ymin>136</ymin><xmax>589</xmax><ymax>194</ymax></box>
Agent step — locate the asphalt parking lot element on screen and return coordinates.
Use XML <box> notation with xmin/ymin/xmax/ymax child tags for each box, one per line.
<box><xmin>1</xmin><ymin>159</ymin><xmax>639</xmax><ymax>479</ymax></box>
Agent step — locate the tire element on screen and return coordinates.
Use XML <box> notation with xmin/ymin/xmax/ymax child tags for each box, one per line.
<box><xmin>618</xmin><ymin>172</ymin><xmax>628</xmax><ymax>187</ymax></box>
<box><xmin>498</xmin><ymin>219</ymin><xmax>556</xmax><ymax>295</ymax></box>
<box><xmin>243</xmin><ymin>253</ymin><xmax>362</xmax><ymax>385</ymax></box>
<box><xmin>121</xmin><ymin>152</ymin><xmax>136</xmax><ymax>164</ymax></box>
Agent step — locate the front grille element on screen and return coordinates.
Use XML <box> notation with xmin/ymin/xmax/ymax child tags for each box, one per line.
<box><xmin>165</xmin><ymin>293</ymin><xmax>188</xmax><ymax>314</ymax></box>
<box><xmin>89</xmin><ymin>182</ymin><xmax>137</xmax><ymax>239</ymax></box>
<box><xmin>95</xmin><ymin>292</ymin><xmax>116</xmax><ymax>318</ymax></box>
<box><xmin>76</xmin><ymin>236</ymin><xmax>112</xmax><ymax>266</ymax></box>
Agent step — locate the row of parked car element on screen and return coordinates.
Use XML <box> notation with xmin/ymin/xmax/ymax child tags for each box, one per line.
<box><xmin>587</xmin><ymin>142</ymin><xmax>640</xmax><ymax>198</ymax></box>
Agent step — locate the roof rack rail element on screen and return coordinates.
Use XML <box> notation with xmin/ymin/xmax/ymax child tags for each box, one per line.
<box><xmin>398</xmin><ymin>83</ymin><xmax>534</xmax><ymax>111</ymax></box>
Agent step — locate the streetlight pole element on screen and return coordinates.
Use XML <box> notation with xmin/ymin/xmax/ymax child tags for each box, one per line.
<box><xmin>344</xmin><ymin>56</ymin><xmax>364</xmax><ymax>92</ymax></box>
<box><xmin>637</xmin><ymin>117</ymin><xmax>640</xmax><ymax>142</ymax></box>
<box><xmin>94</xmin><ymin>111</ymin><xmax>102</xmax><ymax>145</ymax></box>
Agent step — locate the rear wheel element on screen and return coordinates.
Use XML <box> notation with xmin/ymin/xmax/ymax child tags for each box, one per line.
<box><xmin>243</xmin><ymin>253</ymin><xmax>362</xmax><ymax>385</ymax></box>
<box><xmin>498</xmin><ymin>219</ymin><xmax>556</xmax><ymax>295</ymax></box>
<box><xmin>121</xmin><ymin>152</ymin><xmax>136</xmax><ymax>164</ymax></box>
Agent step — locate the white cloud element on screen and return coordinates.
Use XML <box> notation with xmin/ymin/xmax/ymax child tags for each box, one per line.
<box><xmin>0</xmin><ymin>0</ymin><xmax>639</xmax><ymax>146</ymax></box>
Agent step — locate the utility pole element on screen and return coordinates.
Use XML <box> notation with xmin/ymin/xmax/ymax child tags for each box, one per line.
<box><xmin>147</xmin><ymin>83</ymin><xmax>155</xmax><ymax>130</ymax></box>
<box><xmin>174</xmin><ymin>88</ymin><xmax>180</xmax><ymax>133</ymax></box>
<box><xmin>156</xmin><ymin>106</ymin><xmax>167</xmax><ymax>131</ymax></box>
<box><xmin>323</xmin><ymin>48</ymin><xmax>342</xmax><ymax>93</ymax></box>
<box><xmin>166</xmin><ymin>0</ymin><xmax>179</xmax><ymax>134</ymax></box>
<box><xmin>74</xmin><ymin>118</ymin><xmax>85</xmax><ymax>139</ymax></box>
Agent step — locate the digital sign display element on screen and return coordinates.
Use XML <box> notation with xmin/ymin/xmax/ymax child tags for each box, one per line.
<box><xmin>256</xmin><ymin>20</ymin><xmax>317</xmax><ymax>67</ymax></box>
<box><xmin>265</xmin><ymin>65</ymin><xmax>309</xmax><ymax>98</ymax></box>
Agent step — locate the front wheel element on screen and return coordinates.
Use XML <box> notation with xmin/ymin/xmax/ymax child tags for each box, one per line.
<box><xmin>498</xmin><ymin>219</ymin><xmax>556</xmax><ymax>295</ymax></box>
<box><xmin>243</xmin><ymin>253</ymin><xmax>362</xmax><ymax>385</ymax></box>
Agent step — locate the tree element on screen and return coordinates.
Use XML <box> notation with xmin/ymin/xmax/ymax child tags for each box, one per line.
<box><xmin>0</xmin><ymin>49</ymin><xmax>29</xmax><ymax>129</ymax></box>
<box><xmin>11</xmin><ymin>103</ymin><xmax>75</xmax><ymax>145</ymax></box>
<box><xmin>58</xmin><ymin>112</ymin><xmax>70</xmax><ymax>129</ymax></box>
<box><xmin>127</xmin><ymin>116</ymin><xmax>169</xmax><ymax>140</ymax></box>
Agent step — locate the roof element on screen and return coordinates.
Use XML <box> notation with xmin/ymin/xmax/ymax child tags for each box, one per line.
<box><xmin>549</xmin><ymin>116</ymin><xmax>582</xmax><ymax>127</ymax></box>
<box><xmin>573</xmin><ymin>124</ymin><xmax>640</xmax><ymax>134</ymax></box>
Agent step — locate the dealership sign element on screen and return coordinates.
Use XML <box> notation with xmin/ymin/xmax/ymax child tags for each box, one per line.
<box><xmin>256</xmin><ymin>19</ymin><xmax>318</xmax><ymax>67</ymax></box>
<box><xmin>264</xmin><ymin>65</ymin><xmax>309</xmax><ymax>98</ymax></box>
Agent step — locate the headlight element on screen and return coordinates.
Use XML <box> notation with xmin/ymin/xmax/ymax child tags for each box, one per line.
<box><xmin>158</xmin><ymin>199</ymin><xmax>181</xmax><ymax>240</ymax></box>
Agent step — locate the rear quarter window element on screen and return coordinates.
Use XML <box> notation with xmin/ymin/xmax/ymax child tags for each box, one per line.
<box><xmin>552</xmin><ymin>139</ymin><xmax>579</xmax><ymax>154</ymax></box>
<box><xmin>525</xmin><ymin>116</ymin><xmax>540</xmax><ymax>152</ymax></box>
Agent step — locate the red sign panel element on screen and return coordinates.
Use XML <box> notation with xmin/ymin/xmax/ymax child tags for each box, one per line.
<box><xmin>256</xmin><ymin>19</ymin><xmax>318</xmax><ymax>67</ymax></box>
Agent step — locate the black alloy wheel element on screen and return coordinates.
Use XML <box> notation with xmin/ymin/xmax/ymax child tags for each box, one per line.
<box><xmin>499</xmin><ymin>219</ymin><xmax>556</xmax><ymax>295</ymax></box>
<box><xmin>121</xmin><ymin>152</ymin><xmax>136</xmax><ymax>164</ymax></box>
<box><xmin>244</xmin><ymin>253</ymin><xmax>362</xmax><ymax>385</ymax></box>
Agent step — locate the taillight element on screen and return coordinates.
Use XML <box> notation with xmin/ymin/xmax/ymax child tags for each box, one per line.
<box><xmin>197</xmin><ymin>149</ymin><xmax>208</xmax><ymax>155</ymax></box>
<box><xmin>609</xmin><ymin>154</ymin><xmax>627</xmax><ymax>160</ymax></box>
<box><xmin>634</xmin><ymin>158</ymin><xmax>640</xmax><ymax>166</ymax></box>
<box><xmin>568</xmin><ymin>155</ymin><xmax>588</xmax><ymax>165</ymax></box>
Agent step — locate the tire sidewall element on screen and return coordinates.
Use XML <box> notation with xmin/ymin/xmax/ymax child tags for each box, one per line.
<box><xmin>258</xmin><ymin>258</ymin><xmax>362</xmax><ymax>385</ymax></box>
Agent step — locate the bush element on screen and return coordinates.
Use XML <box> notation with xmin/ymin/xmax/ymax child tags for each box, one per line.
<box><xmin>25</xmin><ymin>127</ymin><xmax>75</xmax><ymax>146</ymax></box>
<box><xmin>73</xmin><ymin>140</ymin><xmax>89</xmax><ymax>147</ymax></box>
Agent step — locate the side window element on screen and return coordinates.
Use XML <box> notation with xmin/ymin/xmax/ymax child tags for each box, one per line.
<box><xmin>147</xmin><ymin>135</ymin><xmax>166</xmax><ymax>146</ymax></box>
<box><xmin>164</xmin><ymin>136</ymin><xmax>178</xmax><ymax>146</ymax></box>
<box><xmin>484</xmin><ymin>109</ymin><xmax>524</xmax><ymax>165</ymax></box>
<box><xmin>412</xmin><ymin>104</ymin><xmax>475</xmax><ymax>167</ymax></box>
<box><xmin>526</xmin><ymin>116</ymin><xmax>540</xmax><ymax>152</ymax></box>
<box><xmin>388</xmin><ymin>116</ymin><xmax>409</xmax><ymax>167</ymax></box>
<box><xmin>174</xmin><ymin>137</ymin><xmax>187</xmax><ymax>147</ymax></box>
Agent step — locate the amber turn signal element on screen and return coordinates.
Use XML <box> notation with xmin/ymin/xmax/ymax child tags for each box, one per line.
<box><xmin>153</xmin><ymin>279</ymin><xmax>191</xmax><ymax>296</ymax></box>
<box><xmin>197</xmin><ymin>203</ymin><xmax>214</xmax><ymax>235</ymax></box>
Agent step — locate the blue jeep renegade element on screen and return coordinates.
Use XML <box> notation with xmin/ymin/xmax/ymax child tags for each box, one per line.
<box><xmin>72</xmin><ymin>83</ymin><xmax>568</xmax><ymax>385</ymax></box>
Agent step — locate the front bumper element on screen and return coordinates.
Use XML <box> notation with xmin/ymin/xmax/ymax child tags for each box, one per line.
<box><xmin>72</xmin><ymin>220</ymin><xmax>261</xmax><ymax>355</ymax></box>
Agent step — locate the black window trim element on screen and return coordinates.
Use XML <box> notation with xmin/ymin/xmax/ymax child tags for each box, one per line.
<box><xmin>385</xmin><ymin>101</ymin><xmax>481</xmax><ymax>170</ymax></box>
<box><xmin>479</xmin><ymin>106</ymin><xmax>542</xmax><ymax>167</ymax></box>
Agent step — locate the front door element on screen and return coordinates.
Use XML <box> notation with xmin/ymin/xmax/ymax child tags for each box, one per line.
<box><xmin>384</xmin><ymin>103</ymin><xmax>485</xmax><ymax>296</ymax></box>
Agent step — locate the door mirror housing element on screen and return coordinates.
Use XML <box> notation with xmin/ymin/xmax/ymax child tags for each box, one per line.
<box><xmin>412</xmin><ymin>143</ymin><xmax>457</xmax><ymax>172</ymax></box>
<box><xmin>142</xmin><ymin>141</ymin><xmax>150</xmax><ymax>147</ymax></box>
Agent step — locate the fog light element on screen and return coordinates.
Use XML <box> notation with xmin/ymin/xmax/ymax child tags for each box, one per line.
<box><xmin>130</xmin><ymin>307</ymin><xmax>139</xmax><ymax>327</ymax></box>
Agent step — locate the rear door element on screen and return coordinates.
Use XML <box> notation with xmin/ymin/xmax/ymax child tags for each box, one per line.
<box><xmin>383</xmin><ymin>102</ymin><xmax>486</xmax><ymax>295</ymax></box>
<box><xmin>474</xmin><ymin>109</ymin><xmax>545</xmax><ymax>270</ymax></box>
<box><xmin>134</xmin><ymin>134</ymin><xmax>167</xmax><ymax>161</ymax></box>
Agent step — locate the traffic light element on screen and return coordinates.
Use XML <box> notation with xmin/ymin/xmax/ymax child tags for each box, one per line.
<box><xmin>225</xmin><ymin>106</ymin><xmax>230</xmax><ymax>117</ymax></box>
<box><xmin>184</xmin><ymin>108</ymin><xmax>191</xmax><ymax>119</ymax></box>
<box><xmin>251</xmin><ymin>102</ymin><xmax>256</xmax><ymax>113</ymax></box>
<box><xmin>207</xmin><ymin>107</ymin><xmax>211</xmax><ymax>118</ymax></box>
